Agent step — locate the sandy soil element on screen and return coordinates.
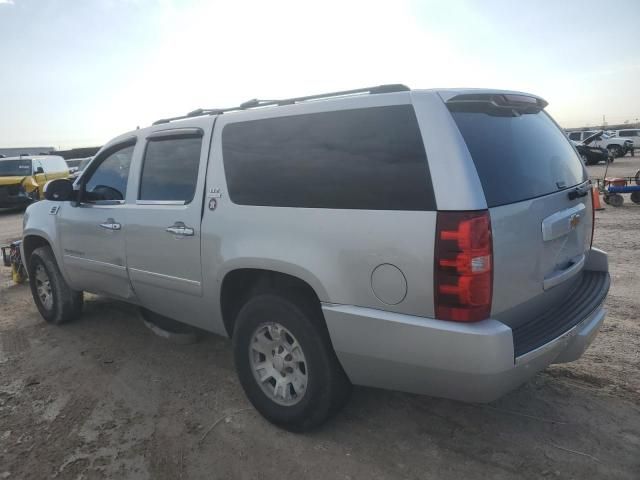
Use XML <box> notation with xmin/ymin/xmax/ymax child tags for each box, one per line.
<box><xmin>0</xmin><ymin>158</ymin><xmax>639</xmax><ymax>480</ymax></box>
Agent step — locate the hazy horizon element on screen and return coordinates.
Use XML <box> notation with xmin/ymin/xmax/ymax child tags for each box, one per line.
<box><xmin>1</xmin><ymin>0</ymin><xmax>639</xmax><ymax>149</ymax></box>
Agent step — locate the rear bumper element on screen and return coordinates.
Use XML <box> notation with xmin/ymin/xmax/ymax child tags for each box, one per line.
<box><xmin>324</xmin><ymin>303</ymin><xmax>606</xmax><ymax>403</ymax></box>
<box><xmin>323</xmin><ymin>251</ymin><xmax>609</xmax><ymax>403</ymax></box>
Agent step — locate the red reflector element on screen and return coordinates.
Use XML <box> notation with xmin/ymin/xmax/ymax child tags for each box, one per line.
<box><xmin>434</xmin><ymin>211</ymin><xmax>493</xmax><ymax>322</ymax></box>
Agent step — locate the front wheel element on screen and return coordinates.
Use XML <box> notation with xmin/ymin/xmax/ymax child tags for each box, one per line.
<box><xmin>27</xmin><ymin>246</ymin><xmax>83</xmax><ymax>324</ymax></box>
<box><xmin>233</xmin><ymin>292</ymin><xmax>351</xmax><ymax>431</ymax></box>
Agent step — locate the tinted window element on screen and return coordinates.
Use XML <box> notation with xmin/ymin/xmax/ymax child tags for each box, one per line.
<box><xmin>568</xmin><ymin>132</ymin><xmax>581</xmax><ymax>141</ymax></box>
<box><xmin>222</xmin><ymin>105</ymin><xmax>435</xmax><ymax>210</ymax></box>
<box><xmin>85</xmin><ymin>145</ymin><xmax>134</xmax><ymax>202</ymax></box>
<box><xmin>139</xmin><ymin>137</ymin><xmax>202</xmax><ymax>202</ymax></box>
<box><xmin>619</xmin><ymin>130</ymin><xmax>639</xmax><ymax>137</ymax></box>
<box><xmin>0</xmin><ymin>159</ymin><xmax>32</xmax><ymax>176</ymax></box>
<box><xmin>450</xmin><ymin>109</ymin><xmax>586</xmax><ymax>207</ymax></box>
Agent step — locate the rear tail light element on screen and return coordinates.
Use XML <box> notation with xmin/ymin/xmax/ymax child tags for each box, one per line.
<box><xmin>434</xmin><ymin>211</ymin><xmax>492</xmax><ymax>322</ymax></box>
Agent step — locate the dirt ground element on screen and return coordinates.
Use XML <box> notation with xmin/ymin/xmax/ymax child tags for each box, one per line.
<box><xmin>1</xmin><ymin>158</ymin><xmax>639</xmax><ymax>480</ymax></box>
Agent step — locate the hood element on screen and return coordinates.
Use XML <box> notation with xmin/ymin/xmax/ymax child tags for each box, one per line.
<box><xmin>582</xmin><ymin>130</ymin><xmax>604</xmax><ymax>146</ymax></box>
<box><xmin>0</xmin><ymin>176</ymin><xmax>27</xmax><ymax>186</ymax></box>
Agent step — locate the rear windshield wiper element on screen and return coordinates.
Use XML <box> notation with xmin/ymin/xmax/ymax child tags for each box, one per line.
<box><xmin>567</xmin><ymin>183</ymin><xmax>589</xmax><ymax>200</ymax></box>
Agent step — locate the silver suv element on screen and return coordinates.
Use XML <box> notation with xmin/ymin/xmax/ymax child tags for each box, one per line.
<box><xmin>22</xmin><ymin>85</ymin><xmax>610</xmax><ymax>431</ymax></box>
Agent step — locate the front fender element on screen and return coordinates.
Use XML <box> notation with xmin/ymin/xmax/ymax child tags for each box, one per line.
<box><xmin>21</xmin><ymin>201</ymin><xmax>71</xmax><ymax>284</ymax></box>
<box><xmin>21</xmin><ymin>176</ymin><xmax>39</xmax><ymax>193</ymax></box>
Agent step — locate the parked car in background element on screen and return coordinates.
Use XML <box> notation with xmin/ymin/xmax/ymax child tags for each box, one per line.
<box><xmin>0</xmin><ymin>155</ymin><xmax>69</xmax><ymax>208</ymax></box>
<box><xmin>612</xmin><ymin>129</ymin><xmax>639</xmax><ymax>155</ymax></box>
<box><xmin>22</xmin><ymin>86</ymin><xmax>609</xmax><ymax>431</ymax></box>
<box><xmin>567</xmin><ymin>130</ymin><xmax>633</xmax><ymax>158</ymax></box>
<box><xmin>574</xmin><ymin>131</ymin><xmax>611</xmax><ymax>165</ymax></box>
<box><xmin>66</xmin><ymin>156</ymin><xmax>93</xmax><ymax>180</ymax></box>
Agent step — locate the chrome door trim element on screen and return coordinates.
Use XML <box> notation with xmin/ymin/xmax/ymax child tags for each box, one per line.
<box><xmin>128</xmin><ymin>267</ymin><xmax>202</xmax><ymax>296</ymax></box>
<box><xmin>62</xmin><ymin>255</ymin><xmax>128</xmax><ymax>279</ymax></box>
<box><xmin>135</xmin><ymin>200</ymin><xmax>186</xmax><ymax>206</ymax></box>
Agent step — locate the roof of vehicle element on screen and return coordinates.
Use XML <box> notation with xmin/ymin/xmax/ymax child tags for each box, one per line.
<box><xmin>100</xmin><ymin>85</ymin><xmax>548</xmax><ymax>155</ymax></box>
<box><xmin>150</xmin><ymin>85</ymin><xmax>547</xmax><ymax>126</ymax></box>
<box><xmin>0</xmin><ymin>155</ymin><xmax>65</xmax><ymax>162</ymax></box>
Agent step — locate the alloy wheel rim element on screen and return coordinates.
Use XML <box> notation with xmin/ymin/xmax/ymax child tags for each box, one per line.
<box><xmin>249</xmin><ymin>322</ymin><xmax>308</xmax><ymax>406</ymax></box>
<box><xmin>35</xmin><ymin>264</ymin><xmax>53</xmax><ymax>311</ymax></box>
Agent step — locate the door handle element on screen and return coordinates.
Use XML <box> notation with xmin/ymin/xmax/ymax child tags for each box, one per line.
<box><xmin>543</xmin><ymin>253</ymin><xmax>585</xmax><ymax>290</ymax></box>
<box><xmin>166</xmin><ymin>222</ymin><xmax>194</xmax><ymax>237</ymax></box>
<box><xmin>99</xmin><ymin>218</ymin><xmax>121</xmax><ymax>231</ymax></box>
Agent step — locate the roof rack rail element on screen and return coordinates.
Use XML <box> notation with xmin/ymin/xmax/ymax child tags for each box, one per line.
<box><xmin>152</xmin><ymin>84</ymin><xmax>410</xmax><ymax>125</ymax></box>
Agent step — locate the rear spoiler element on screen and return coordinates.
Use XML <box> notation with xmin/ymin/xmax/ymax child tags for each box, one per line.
<box><xmin>446</xmin><ymin>93</ymin><xmax>548</xmax><ymax>115</ymax></box>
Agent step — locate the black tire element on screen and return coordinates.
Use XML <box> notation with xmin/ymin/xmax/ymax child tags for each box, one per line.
<box><xmin>607</xmin><ymin>145</ymin><xmax>623</xmax><ymax>158</ymax></box>
<box><xmin>609</xmin><ymin>193</ymin><xmax>624</xmax><ymax>207</ymax></box>
<box><xmin>630</xmin><ymin>192</ymin><xmax>640</xmax><ymax>205</ymax></box>
<box><xmin>27</xmin><ymin>246</ymin><xmax>83</xmax><ymax>324</ymax></box>
<box><xmin>233</xmin><ymin>292</ymin><xmax>351</xmax><ymax>432</ymax></box>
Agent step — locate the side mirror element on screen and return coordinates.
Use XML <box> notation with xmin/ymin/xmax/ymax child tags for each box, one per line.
<box><xmin>44</xmin><ymin>179</ymin><xmax>74</xmax><ymax>202</ymax></box>
<box><xmin>35</xmin><ymin>167</ymin><xmax>44</xmax><ymax>174</ymax></box>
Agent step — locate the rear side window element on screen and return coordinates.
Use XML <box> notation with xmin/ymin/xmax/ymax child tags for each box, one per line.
<box><xmin>449</xmin><ymin>109</ymin><xmax>586</xmax><ymax>207</ymax></box>
<box><xmin>619</xmin><ymin>130</ymin><xmax>639</xmax><ymax>137</ymax></box>
<box><xmin>139</xmin><ymin>136</ymin><xmax>202</xmax><ymax>203</ymax></box>
<box><xmin>221</xmin><ymin>105</ymin><xmax>435</xmax><ymax>210</ymax></box>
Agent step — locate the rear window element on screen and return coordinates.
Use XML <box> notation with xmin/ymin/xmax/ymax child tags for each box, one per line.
<box><xmin>221</xmin><ymin>105</ymin><xmax>435</xmax><ymax>210</ymax></box>
<box><xmin>0</xmin><ymin>159</ymin><xmax>32</xmax><ymax>176</ymax></box>
<box><xmin>449</xmin><ymin>109</ymin><xmax>586</xmax><ymax>207</ymax></box>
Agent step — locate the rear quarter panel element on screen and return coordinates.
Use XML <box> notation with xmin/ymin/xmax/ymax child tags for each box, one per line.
<box><xmin>200</xmin><ymin>94</ymin><xmax>439</xmax><ymax>333</ymax></box>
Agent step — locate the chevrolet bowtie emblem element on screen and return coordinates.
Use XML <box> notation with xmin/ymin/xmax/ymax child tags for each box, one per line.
<box><xmin>570</xmin><ymin>213</ymin><xmax>581</xmax><ymax>229</ymax></box>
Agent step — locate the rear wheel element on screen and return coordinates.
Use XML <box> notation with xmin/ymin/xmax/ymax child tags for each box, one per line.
<box><xmin>27</xmin><ymin>246</ymin><xmax>83</xmax><ymax>324</ymax></box>
<box><xmin>608</xmin><ymin>145</ymin><xmax>623</xmax><ymax>158</ymax></box>
<box><xmin>233</xmin><ymin>292</ymin><xmax>351</xmax><ymax>431</ymax></box>
<box><xmin>630</xmin><ymin>192</ymin><xmax>640</xmax><ymax>205</ymax></box>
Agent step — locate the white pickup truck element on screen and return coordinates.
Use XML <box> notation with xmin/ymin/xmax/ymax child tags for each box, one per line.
<box><xmin>567</xmin><ymin>130</ymin><xmax>634</xmax><ymax>158</ymax></box>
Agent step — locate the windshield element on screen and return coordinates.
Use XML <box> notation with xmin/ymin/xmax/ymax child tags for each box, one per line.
<box><xmin>0</xmin><ymin>159</ymin><xmax>32</xmax><ymax>177</ymax></box>
<box><xmin>450</xmin><ymin>109</ymin><xmax>586</xmax><ymax>207</ymax></box>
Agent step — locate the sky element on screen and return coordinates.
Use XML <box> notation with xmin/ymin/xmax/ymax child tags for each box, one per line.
<box><xmin>0</xmin><ymin>0</ymin><xmax>639</xmax><ymax>149</ymax></box>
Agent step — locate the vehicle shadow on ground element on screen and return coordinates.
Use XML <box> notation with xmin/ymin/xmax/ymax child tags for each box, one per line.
<box><xmin>0</xmin><ymin>206</ymin><xmax>26</xmax><ymax>215</ymax></box>
<box><xmin>9</xmin><ymin>294</ymin><xmax>631</xmax><ymax>479</ymax></box>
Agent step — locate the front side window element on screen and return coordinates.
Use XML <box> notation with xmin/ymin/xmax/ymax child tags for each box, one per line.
<box><xmin>139</xmin><ymin>136</ymin><xmax>202</xmax><ymax>203</ymax></box>
<box><xmin>84</xmin><ymin>145</ymin><xmax>134</xmax><ymax>202</ymax></box>
<box><xmin>221</xmin><ymin>105</ymin><xmax>435</xmax><ymax>210</ymax></box>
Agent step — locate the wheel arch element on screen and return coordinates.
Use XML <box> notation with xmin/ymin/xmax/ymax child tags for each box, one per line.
<box><xmin>22</xmin><ymin>232</ymin><xmax>53</xmax><ymax>268</ymax></box>
<box><xmin>219</xmin><ymin>265</ymin><xmax>329</xmax><ymax>339</ymax></box>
